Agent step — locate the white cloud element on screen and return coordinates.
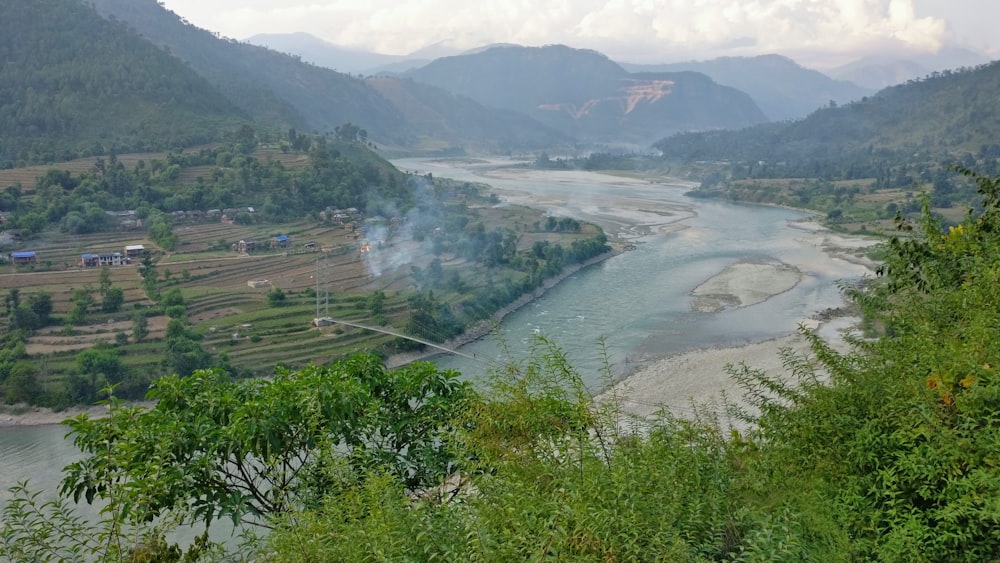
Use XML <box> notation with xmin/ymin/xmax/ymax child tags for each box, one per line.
<box><xmin>160</xmin><ymin>0</ymin><xmax>964</xmax><ymax>63</ymax></box>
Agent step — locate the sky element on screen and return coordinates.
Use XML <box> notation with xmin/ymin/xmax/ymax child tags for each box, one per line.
<box><xmin>158</xmin><ymin>0</ymin><xmax>999</xmax><ymax>68</ymax></box>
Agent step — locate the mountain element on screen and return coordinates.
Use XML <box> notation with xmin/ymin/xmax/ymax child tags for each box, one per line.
<box><xmin>621</xmin><ymin>54</ymin><xmax>873</xmax><ymax>121</ymax></box>
<box><xmin>366</xmin><ymin>78</ymin><xmax>570</xmax><ymax>152</ymax></box>
<box><xmin>829</xmin><ymin>47</ymin><xmax>990</xmax><ymax>90</ymax></box>
<box><xmin>246</xmin><ymin>32</ymin><xmax>422</xmax><ymax>75</ymax></box>
<box><xmin>0</xmin><ymin>0</ymin><xmax>250</xmax><ymax>167</ymax></box>
<box><xmin>85</xmin><ymin>1</ymin><xmax>565</xmax><ymax>153</ymax></box>
<box><xmin>404</xmin><ymin>45</ymin><xmax>768</xmax><ymax>143</ymax></box>
<box><xmin>654</xmin><ymin>60</ymin><xmax>1000</xmax><ymax>164</ymax></box>
<box><xmin>85</xmin><ymin>0</ymin><xmax>411</xmax><ymax>143</ymax></box>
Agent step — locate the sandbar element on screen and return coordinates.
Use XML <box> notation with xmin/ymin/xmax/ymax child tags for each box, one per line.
<box><xmin>690</xmin><ymin>260</ymin><xmax>802</xmax><ymax>313</ymax></box>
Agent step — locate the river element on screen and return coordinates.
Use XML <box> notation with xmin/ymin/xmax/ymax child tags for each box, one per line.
<box><xmin>394</xmin><ymin>158</ymin><xmax>872</xmax><ymax>386</ymax></box>
<box><xmin>0</xmin><ymin>159</ymin><xmax>874</xmax><ymax>543</ymax></box>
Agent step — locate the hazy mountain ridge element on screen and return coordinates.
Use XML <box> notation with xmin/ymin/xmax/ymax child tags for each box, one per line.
<box><xmin>404</xmin><ymin>45</ymin><xmax>768</xmax><ymax>143</ymax></box>
<box><xmin>246</xmin><ymin>32</ymin><xmax>420</xmax><ymax>75</ymax></box>
<box><xmin>828</xmin><ymin>47</ymin><xmax>990</xmax><ymax>90</ymax></box>
<box><xmin>621</xmin><ymin>54</ymin><xmax>874</xmax><ymax>121</ymax></box>
<box><xmin>654</xmin><ymin>59</ymin><xmax>1000</xmax><ymax>164</ymax></box>
<box><xmin>82</xmin><ymin>0</ymin><xmax>567</xmax><ymax>152</ymax></box>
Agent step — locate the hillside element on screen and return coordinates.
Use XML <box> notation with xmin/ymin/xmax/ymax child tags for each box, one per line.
<box><xmin>85</xmin><ymin>0</ymin><xmax>566</xmax><ymax>153</ymax></box>
<box><xmin>0</xmin><ymin>0</ymin><xmax>250</xmax><ymax>167</ymax></box>
<box><xmin>366</xmin><ymin>78</ymin><xmax>571</xmax><ymax>153</ymax></box>
<box><xmin>655</xmin><ymin>59</ymin><xmax>1000</xmax><ymax>165</ymax></box>
<box><xmin>405</xmin><ymin>45</ymin><xmax>768</xmax><ymax>143</ymax></box>
<box><xmin>85</xmin><ymin>0</ymin><xmax>410</xmax><ymax>143</ymax></box>
<box><xmin>622</xmin><ymin>54</ymin><xmax>873</xmax><ymax>121</ymax></box>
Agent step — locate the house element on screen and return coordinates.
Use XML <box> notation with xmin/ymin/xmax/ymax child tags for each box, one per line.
<box><xmin>11</xmin><ymin>251</ymin><xmax>36</xmax><ymax>265</ymax></box>
<box><xmin>84</xmin><ymin>251</ymin><xmax>125</xmax><ymax>267</ymax></box>
<box><xmin>80</xmin><ymin>254</ymin><xmax>100</xmax><ymax>268</ymax></box>
<box><xmin>271</xmin><ymin>235</ymin><xmax>289</xmax><ymax>248</ymax></box>
<box><xmin>125</xmin><ymin>244</ymin><xmax>145</xmax><ymax>260</ymax></box>
<box><xmin>237</xmin><ymin>240</ymin><xmax>256</xmax><ymax>253</ymax></box>
<box><xmin>99</xmin><ymin>252</ymin><xmax>125</xmax><ymax>266</ymax></box>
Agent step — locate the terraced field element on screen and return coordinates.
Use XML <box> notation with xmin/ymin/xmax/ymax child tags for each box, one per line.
<box><xmin>1</xmin><ymin>151</ymin><xmax>610</xmax><ymax>407</ymax></box>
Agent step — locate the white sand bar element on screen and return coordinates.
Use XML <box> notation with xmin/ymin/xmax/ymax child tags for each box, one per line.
<box><xmin>690</xmin><ymin>260</ymin><xmax>802</xmax><ymax>313</ymax></box>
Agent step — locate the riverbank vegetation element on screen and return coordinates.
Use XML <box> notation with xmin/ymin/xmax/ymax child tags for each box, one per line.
<box><xmin>4</xmin><ymin>169</ymin><xmax>1000</xmax><ymax>560</ymax></box>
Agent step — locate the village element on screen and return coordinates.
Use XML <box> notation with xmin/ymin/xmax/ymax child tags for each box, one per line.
<box><xmin>2</xmin><ymin>204</ymin><xmax>409</xmax><ymax>269</ymax></box>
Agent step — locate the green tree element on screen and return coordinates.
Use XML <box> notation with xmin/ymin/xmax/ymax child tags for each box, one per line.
<box><xmin>26</xmin><ymin>292</ymin><xmax>53</xmax><ymax>327</ymax></box>
<box><xmin>98</xmin><ymin>266</ymin><xmax>112</xmax><ymax>297</ymax></box>
<box><xmin>5</xmin><ymin>362</ymin><xmax>38</xmax><ymax>404</ymax></box>
<box><xmin>101</xmin><ymin>286</ymin><xmax>124</xmax><ymax>313</ymax></box>
<box><xmin>69</xmin><ymin>287</ymin><xmax>95</xmax><ymax>324</ymax></box>
<box><xmin>60</xmin><ymin>355</ymin><xmax>474</xmax><ymax>527</ymax></box>
<box><xmin>132</xmin><ymin>313</ymin><xmax>149</xmax><ymax>343</ymax></box>
<box><xmin>76</xmin><ymin>343</ymin><xmax>127</xmax><ymax>388</ymax></box>
<box><xmin>266</xmin><ymin>287</ymin><xmax>287</xmax><ymax>307</ymax></box>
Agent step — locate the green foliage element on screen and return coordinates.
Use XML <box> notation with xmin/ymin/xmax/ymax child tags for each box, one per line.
<box><xmin>60</xmin><ymin>355</ymin><xmax>474</xmax><ymax>528</ymax></box>
<box><xmin>101</xmin><ymin>286</ymin><xmax>125</xmax><ymax>313</ymax></box>
<box><xmin>69</xmin><ymin>286</ymin><xmax>95</xmax><ymax>324</ymax></box>
<box><xmin>265</xmin><ymin>287</ymin><xmax>287</xmax><ymax>307</ymax></box>
<box><xmin>0</xmin><ymin>481</ymin><xmax>221</xmax><ymax>562</ymax></box>
<box><xmin>131</xmin><ymin>313</ymin><xmax>149</xmax><ymax>343</ymax></box>
<box><xmin>20</xmin><ymin>170</ymin><xmax>1000</xmax><ymax>561</ymax></box>
<box><xmin>263</xmin><ymin>338</ymin><xmax>816</xmax><ymax>561</ymax></box>
<box><xmin>732</xmin><ymin>169</ymin><xmax>1000</xmax><ymax>561</ymax></box>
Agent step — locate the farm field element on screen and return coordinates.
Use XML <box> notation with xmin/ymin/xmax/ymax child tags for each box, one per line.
<box><xmin>1</xmin><ymin>218</ymin><xmax>404</xmax><ymax>373</ymax></box>
<box><xmin>1</xmin><ymin>184</ymin><xmax>604</xmax><ymax>406</ymax></box>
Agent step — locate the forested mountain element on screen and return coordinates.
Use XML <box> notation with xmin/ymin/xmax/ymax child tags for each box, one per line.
<box><xmin>0</xmin><ymin>0</ymin><xmax>250</xmax><ymax>167</ymax></box>
<box><xmin>655</xmin><ymin>59</ymin><xmax>1000</xmax><ymax>170</ymax></box>
<box><xmin>84</xmin><ymin>0</ymin><xmax>566</xmax><ymax>153</ymax></box>
<box><xmin>85</xmin><ymin>0</ymin><xmax>411</xmax><ymax>143</ymax></box>
<box><xmin>405</xmin><ymin>45</ymin><xmax>768</xmax><ymax>143</ymax></box>
<box><xmin>366</xmin><ymin>78</ymin><xmax>571</xmax><ymax>152</ymax></box>
<box><xmin>622</xmin><ymin>54</ymin><xmax>873</xmax><ymax>121</ymax></box>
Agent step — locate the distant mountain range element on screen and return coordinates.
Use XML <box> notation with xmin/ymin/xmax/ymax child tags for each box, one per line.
<box><xmin>654</xmin><ymin>59</ymin><xmax>1000</xmax><ymax>165</ymax></box>
<box><xmin>3</xmin><ymin>0</ymin><xmax>998</xmax><ymax>167</ymax></box>
<box><xmin>403</xmin><ymin>45</ymin><xmax>768</xmax><ymax>144</ymax></box>
<box><xmin>827</xmin><ymin>47</ymin><xmax>990</xmax><ymax>90</ymax></box>
<box><xmin>621</xmin><ymin>55</ymin><xmax>873</xmax><ymax>121</ymax></box>
<box><xmin>245</xmin><ymin>32</ymin><xmax>438</xmax><ymax>75</ymax></box>
<box><xmin>38</xmin><ymin>0</ymin><xmax>566</xmax><ymax>155</ymax></box>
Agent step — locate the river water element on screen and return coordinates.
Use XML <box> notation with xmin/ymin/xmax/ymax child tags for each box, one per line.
<box><xmin>394</xmin><ymin>158</ymin><xmax>872</xmax><ymax>386</ymax></box>
<box><xmin>0</xmin><ymin>159</ymin><xmax>873</xmax><ymax>540</ymax></box>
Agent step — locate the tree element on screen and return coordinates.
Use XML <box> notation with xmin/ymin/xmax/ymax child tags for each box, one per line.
<box><xmin>60</xmin><ymin>355</ymin><xmax>475</xmax><ymax>527</ymax></box>
<box><xmin>5</xmin><ymin>362</ymin><xmax>38</xmax><ymax>404</ymax></box>
<box><xmin>131</xmin><ymin>313</ymin><xmax>149</xmax><ymax>343</ymax></box>
<box><xmin>69</xmin><ymin>287</ymin><xmax>95</xmax><ymax>324</ymax></box>
<box><xmin>26</xmin><ymin>292</ymin><xmax>52</xmax><ymax>328</ymax></box>
<box><xmin>76</xmin><ymin>343</ymin><xmax>127</xmax><ymax>388</ymax></box>
<box><xmin>266</xmin><ymin>287</ymin><xmax>287</xmax><ymax>307</ymax></box>
<box><xmin>101</xmin><ymin>286</ymin><xmax>124</xmax><ymax>313</ymax></box>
